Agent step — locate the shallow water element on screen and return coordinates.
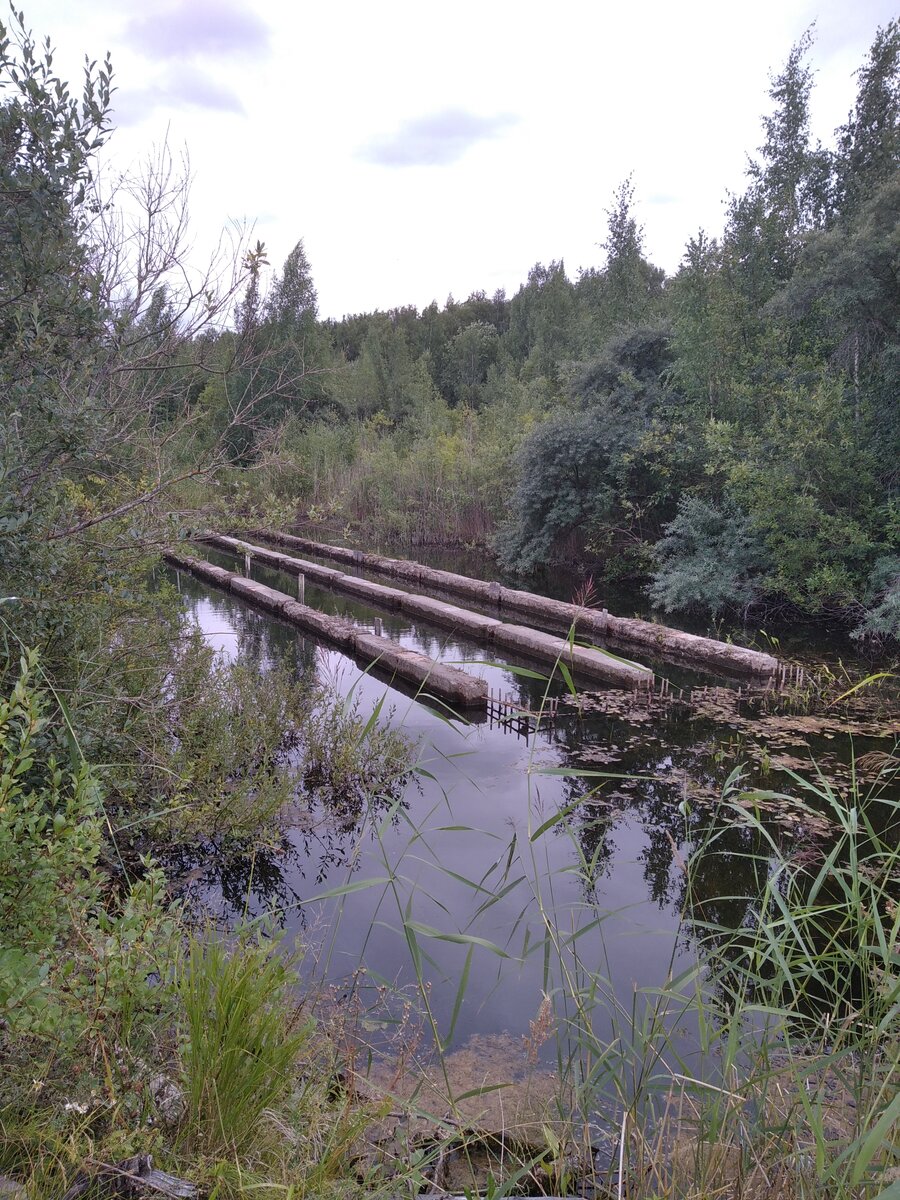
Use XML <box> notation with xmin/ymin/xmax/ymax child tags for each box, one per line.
<box><xmin>168</xmin><ymin>543</ymin><xmax>899</xmax><ymax>1063</ymax></box>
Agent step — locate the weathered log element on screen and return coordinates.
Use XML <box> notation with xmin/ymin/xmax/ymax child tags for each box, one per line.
<box><xmin>205</xmin><ymin>536</ymin><xmax>653</xmax><ymax>688</ymax></box>
<box><xmin>60</xmin><ymin>1155</ymin><xmax>196</xmax><ymax>1200</ymax></box>
<box><xmin>164</xmin><ymin>552</ymin><xmax>488</xmax><ymax>709</ymax></box>
<box><xmin>250</xmin><ymin>530</ymin><xmax>778</xmax><ymax>677</ymax></box>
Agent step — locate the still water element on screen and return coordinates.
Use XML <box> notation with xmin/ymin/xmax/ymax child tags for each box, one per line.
<box><xmin>169</xmin><ymin>543</ymin><xmax>898</xmax><ymax>1059</ymax></box>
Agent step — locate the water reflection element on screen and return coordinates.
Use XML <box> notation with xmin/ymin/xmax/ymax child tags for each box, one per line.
<box><xmin>170</xmin><ymin>556</ymin><xmax>897</xmax><ymax>1055</ymax></box>
<box><xmin>161</xmin><ymin>834</ymin><xmax>305</xmax><ymax>925</ymax></box>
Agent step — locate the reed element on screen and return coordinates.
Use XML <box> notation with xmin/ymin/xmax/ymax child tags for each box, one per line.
<box><xmin>176</xmin><ymin>930</ymin><xmax>315</xmax><ymax>1157</ymax></box>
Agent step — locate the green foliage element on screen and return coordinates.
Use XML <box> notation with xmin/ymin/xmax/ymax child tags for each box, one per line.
<box><xmin>596</xmin><ymin>176</ymin><xmax>665</xmax><ymax>327</ymax></box>
<box><xmin>834</xmin><ymin>19</ymin><xmax>899</xmax><ymax>219</ymax></box>
<box><xmin>0</xmin><ymin>10</ymin><xmax>111</xmax><ymax>386</ymax></box>
<box><xmin>177</xmin><ymin>931</ymin><xmax>315</xmax><ymax>1156</ymax></box>
<box><xmin>506</xmin><ymin>259</ymin><xmax>576</xmax><ymax>379</ymax></box>
<box><xmin>853</xmin><ymin>556</ymin><xmax>900</xmax><ymax>641</ymax></box>
<box><xmin>497</xmin><ymin>327</ymin><xmax>697</xmax><ymax>576</ymax></box>
<box><xmin>147</xmin><ymin>636</ymin><xmax>414</xmax><ymax>848</ymax></box>
<box><xmin>715</xmin><ymin>376</ymin><xmax>881</xmax><ymax>610</ymax></box>
<box><xmin>648</xmin><ymin>497</ymin><xmax>769</xmax><ymax>615</ymax></box>
<box><xmin>744</xmin><ymin>29</ymin><xmax>832</xmax><ymax>275</ymax></box>
<box><xmin>301</xmin><ymin>686</ymin><xmax>412</xmax><ymax>815</ymax></box>
<box><xmin>158</xmin><ymin>644</ymin><xmax>309</xmax><ymax>840</ymax></box>
<box><xmin>0</xmin><ymin>650</ymin><xmax>180</xmax><ymax>1074</ymax></box>
<box><xmin>774</xmin><ymin>174</ymin><xmax>900</xmax><ymax>477</ymax></box>
<box><xmin>0</xmin><ymin>651</ymin><xmax>102</xmax><ymax>967</ymax></box>
<box><xmin>283</xmin><ymin>382</ymin><xmax>539</xmax><ymax>547</ymax></box>
<box><xmin>447</xmin><ymin>320</ymin><xmax>500</xmax><ymax>405</ymax></box>
<box><xmin>264</xmin><ymin>238</ymin><xmax>318</xmax><ymax>333</ymax></box>
<box><xmin>495</xmin><ymin>407</ymin><xmax>609</xmax><ymax>573</ymax></box>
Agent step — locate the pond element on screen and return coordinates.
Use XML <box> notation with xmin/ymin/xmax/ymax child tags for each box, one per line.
<box><xmin>167</xmin><ymin>540</ymin><xmax>899</xmax><ymax>1074</ymax></box>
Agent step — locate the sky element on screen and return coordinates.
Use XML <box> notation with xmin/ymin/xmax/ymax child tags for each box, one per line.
<box><xmin>17</xmin><ymin>0</ymin><xmax>897</xmax><ymax>319</ymax></box>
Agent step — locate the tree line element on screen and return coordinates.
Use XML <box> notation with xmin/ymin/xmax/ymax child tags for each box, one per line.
<box><xmin>191</xmin><ymin>23</ymin><xmax>897</xmax><ymax>639</ymax></box>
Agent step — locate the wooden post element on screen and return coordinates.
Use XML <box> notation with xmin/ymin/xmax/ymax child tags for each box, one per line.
<box><xmin>374</xmin><ymin>616</ymin><xmax>383</xmax><ymax>636</ymax></box>
<box><xmin>175</xmin><ymin>570</ymin><xmax>181</xmax><ymax>593</ymax></box>
<box><xmin>297</xmin><ymin>572</ymin><xmax>305</xmax><ymax>604</ymax></box>
<box><xmin>244</xmin><ymin>552</ymin><xmax>251</xmax><ymax>576</ymax></box>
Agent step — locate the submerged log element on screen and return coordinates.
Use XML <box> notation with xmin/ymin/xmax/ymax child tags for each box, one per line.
<box><xmin>164</xmin><ymin>552</ymin><xmax>488</xmax><ymax>709</ymax></box>
<box><xmin>251</xmin><ymin>530</ymin><xmax>778</xmax><ymax>677</ymax></box>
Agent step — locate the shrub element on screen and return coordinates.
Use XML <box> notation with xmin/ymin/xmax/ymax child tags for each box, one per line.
<box><xmin>648</xmin><ymin>495</ymin><xmax>769</xmax><ymax>615</ymax></box>
<box><xmin>852</xmin><ymin>555</ymin><xmax>900</xmax><ymax>642</ymax></box>
<box><xmin>0</xmin><ymin>650</ymin><xmax>180</xmax><ymax>1095</ymax></box>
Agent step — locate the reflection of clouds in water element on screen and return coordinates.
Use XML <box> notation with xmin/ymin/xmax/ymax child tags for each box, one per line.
<box><xmin>190</xmin><ymin>597</ymin><xmax>241</xmax><ymax>660</ymax></box>
<box><xmin>173</xmin><ymin>570</ymin><xmax>703</xmax><ymax>1050</ymax></box>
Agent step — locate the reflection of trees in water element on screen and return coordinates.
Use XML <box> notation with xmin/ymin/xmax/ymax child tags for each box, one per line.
<box><xmin>300</xmin><ymin>772</ymin><xmax>412</xmax><ymax>883</ymax></box>
<box><xmin>178</xmin><ymin>572</ymin><xmax>321</xmax><ymax>680</ymax></box>
<box><xmin>232</xmin><ymin>605</ymin><xmax>320</xmax><ymax>679</ymax></box>
<box><xmin>160</xmin><ymin>835</ymin><xmax>305</xmax><ymax>927</ymax></box>
<box><xmin>161</xmin><ymin>776</ymin><xmax>411</xmax><ymax>925</ymax></box>
<box><xmin>555</xmin><ymin>774</ymin><xmax>617</xmax><ymax>894</ymax></box>
<box><xmin>549</xmin><ymin>708</ymin><xmax>795</xmax><ymax>946</ymax></box>
<box><xmin>166</xmin><ymin>578</ymin><xmax>416</xmax><ymax>925</ymax></box>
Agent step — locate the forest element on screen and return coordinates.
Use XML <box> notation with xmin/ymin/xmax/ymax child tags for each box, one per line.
<box><xmin>186</xmin><ymin>23</ymin><xmax>900</xmax><ymax>641</ymax></box>
<box><xmin>0</xmin><ymin>8</ymin><xmax>898</xmax><ymax>1200</ymax></box>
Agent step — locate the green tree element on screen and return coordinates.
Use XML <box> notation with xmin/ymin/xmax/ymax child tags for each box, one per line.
<box><xmin>746</xmin><ymin>30</ymin><xmax>831</xmax><ymax>266</ymax></box>
<box><xmin>669</xmin><ymin>231</ymin><xmax>729</xmax><ymax>415</ymax></box>
<box><xmin>649</xmin><ymin>497</ymin><xmax>769</xmax><ymax>616</ymax></box>
<box><xmin>720</xmin><ymin>30</ymin><xmax>831</xmax><ymax>345</ymax></box>
<box><xmin>0</xmin><ymin>12</ymin><xmax>111</xmax><ymax>509</ymax></box>
<box><xmin>447</xmin><ymin>320</ymin><xmax>499</xmax><ymax>405</ymax></box>
<box><xmin>505</xmin><ymin>259</ymin><xmax>576</xmax><ymax>380</ymax></box>
<box><xmin>575</xmin><ymin>178</ymin><xmax>665</xmax><ymax>351</ymax></box>
<box><xmin>496</xmin><ymin>328</ymin><xmax>697</xmax><ymax>576</ymax></box>
<box><xmin>833</xmin><ymin>20</ymin><xmax>900</xmax><ymax>221</ymax></box>
<box><xmin>264</xmin><ymin>238</ymin><xmax>318</xmax><ymax>333</ymax></box>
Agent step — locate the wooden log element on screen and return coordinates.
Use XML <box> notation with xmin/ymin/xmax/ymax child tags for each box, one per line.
<box><xmin>248</xmin><ymin>530</ymin><xmax>778</xmax><ymax>677</ymax></box>
<box><xmin>206</xmin><ymin>537</ymin><xmax>652</xmax><ymax>688</ymax></box>
<box><xmin>165</xmin><ymin>552</ymin><xmax>487</xmax><ymax>709</ymax></box>
<box><xmin>61</xmin><ymin>1154</ymin><xmax>197</xmax><ymax>1200</ymax></box>
<box><xmin>351</xmin><ymin>632</ymin><xmax>487</xmax><ymax>708</ymax></box>
<box><xmin>492</xmin><ymin>623</ymin><xmax>650</xmax><ymax>688</ymax></box>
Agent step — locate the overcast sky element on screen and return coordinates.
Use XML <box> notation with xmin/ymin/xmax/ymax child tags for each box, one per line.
<box><xmin>19</xmin><ymin>0</ymin><xmax>897</xmax><ymax>319</ymax></box>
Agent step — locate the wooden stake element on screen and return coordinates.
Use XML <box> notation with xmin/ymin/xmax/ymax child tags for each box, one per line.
<box><xmin>297</xmin><ymin>572</ymin><xmax>305</xmax><ymax>604</ymax></box>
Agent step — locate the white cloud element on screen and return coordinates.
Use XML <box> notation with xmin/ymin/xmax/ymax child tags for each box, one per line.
<box><xmin>123</xmin><ymin>0</ymin><xmax>270</xmax><ymax>62</ymax></box>
<box><xmin>112</xmin><ymin>69</ymin><xmax>245</xmax><ymax>125</ymax></box>
<box><xmin>360</xmin><ymin>110</ymin><xmax>519</xmax><ymax>167</ymax></box>
<box><xmin>16</xmin><ymin>0</ymin><xmax>894</xmax><ymax>317</ymax></box>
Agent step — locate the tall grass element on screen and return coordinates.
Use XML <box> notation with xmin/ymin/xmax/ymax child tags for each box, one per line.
<box><xmin>177</xmin><ymin>930</ymin><xmax>314</xmax><ymax>1156</ymax></box>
